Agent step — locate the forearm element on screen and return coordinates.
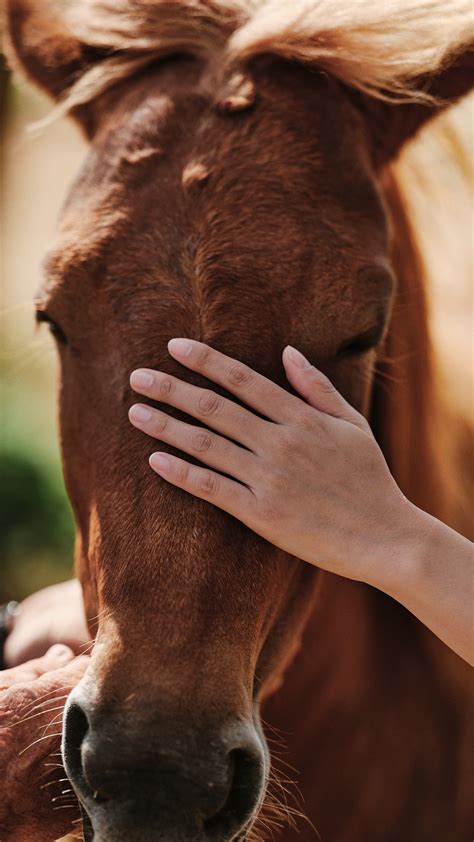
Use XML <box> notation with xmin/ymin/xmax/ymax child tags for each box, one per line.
<box><xmin>372</xmin><ymin>505</ymin><xmax>474</xmax><ymax>665</ymax></box>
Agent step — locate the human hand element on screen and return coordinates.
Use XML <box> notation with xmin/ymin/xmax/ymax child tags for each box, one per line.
<box><xmin>4</xmin><ymin>580</ymin><xmax>91</xmax><ymax>669</ymax></box>
<box><xmin>0</xmin><ymin>646</ymin><xmax>89</xmax><ymax>842</ymax></box>
<box><xmin>129</xmin><ymin>340</ymin><xmax>416</xmax><ymax>587</ymax></box>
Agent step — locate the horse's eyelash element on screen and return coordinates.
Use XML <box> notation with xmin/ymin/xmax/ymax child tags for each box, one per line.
<box><xmin>337</xmin><ymin>329</ymin><xmax>383</xmax><ymax>358</ymax></box>
<box><xmin>35</xmin><ymin>310</ymin><xmax>68</xmax><ymax>344</ymax></box>
<box><xmin>35</xmin><ymin>309</ymin><xmax>51</xmax><ymax>325</ymax></box>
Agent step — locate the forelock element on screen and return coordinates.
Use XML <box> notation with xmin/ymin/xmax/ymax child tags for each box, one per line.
<box><xmin>56</xmin><ymin>0</ymin><xmax>472</xmax><ymax>116</ymax></box>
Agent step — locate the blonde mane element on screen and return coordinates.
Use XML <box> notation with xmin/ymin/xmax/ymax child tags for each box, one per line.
<box><xmin>61</xmin><ymin>0</ymin><xmax>473</xmax><ymax>112</ymax></box>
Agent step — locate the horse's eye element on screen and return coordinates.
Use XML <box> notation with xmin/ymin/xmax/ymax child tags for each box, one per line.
<box><xmin>336</xmin><ymin>327</ymin><xmax>382</xmax><ymax>359</ymax></box>
<box><xmin>35</xmin><ymin>310</ymin><xmax>68</xmax><ymax>345</ymax></box>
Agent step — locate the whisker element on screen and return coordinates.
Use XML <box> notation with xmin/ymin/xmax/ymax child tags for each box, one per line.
<box><xmin>40</xmin><ymin>712</ymin><xmax>66</xmax><ymax>739</ymax></box>
<box><xmin>20</xmin><ymin>689</ymin><xmax>74</xmax><ymax>717</ymax></box>
<box><xmin>38</xmin><ymin>764</ymin><xmax>66</xmax><ymax>782</ymax></box>
<box><xmin>78</xmin><ymin>639</ymin><xmax>96</xmax><ymax>655</ymax></box>
<box><xmin>19</xmin><ymin>732</ymin><xmax>63</xmax><ymax>757</ymax></box>
<box><xmin>40</xmin><ymin>777</ymin><xmax>69</xmax><ymax>791</ymax></box>
<box><xmin>51</xmin><ymin>792</ymin><xmax>74</xmax><ymax>803</ymax></box>
<box><xmin>14</xmin><ymin>704</ymin><xmax>66</xmax><ymax>727</ymax></box>
<box><xmin>52</xmin><ymin>804</ymin><xmax>77</xmax><ymax>811</ymax></box>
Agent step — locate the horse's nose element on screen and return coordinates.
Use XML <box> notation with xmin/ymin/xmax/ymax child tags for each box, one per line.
<box><xmin>63</xmin><ymin>698</ymin><xmax>264</xmax><ymax>840</ymax></box>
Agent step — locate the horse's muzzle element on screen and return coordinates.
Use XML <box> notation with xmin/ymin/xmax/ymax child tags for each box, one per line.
<box><xmin>62</xmin><ymin>693</ymin><xmax>265</xmax><ymax>841</ymax></box>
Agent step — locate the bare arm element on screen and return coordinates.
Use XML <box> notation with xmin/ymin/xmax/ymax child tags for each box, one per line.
<box><xmin>377</xmin><ymin>507</ymin><xmax>474</xmax><ymax>665</ymax></box>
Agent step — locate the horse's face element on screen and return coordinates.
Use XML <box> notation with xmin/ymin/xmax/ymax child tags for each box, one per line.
<box><xmin>40</xmin><ymin>59</ymin><xmax>394</xmax><ymax>839</ymax></box>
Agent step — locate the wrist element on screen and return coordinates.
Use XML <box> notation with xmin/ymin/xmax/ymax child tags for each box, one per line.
<box><xmin>364</xmin><ymin>498</ymin><xmax>433</xmax><ymax>601</ymax></box>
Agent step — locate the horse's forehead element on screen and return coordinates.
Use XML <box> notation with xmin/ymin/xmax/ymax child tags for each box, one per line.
<box><xmin>50</xmin><ymin>74</ymin><xmax>385</xmax><ymax>299</ymax></box>
<box><xmin>90</xmin><ymin>68</ymin><xmax>362</xmax><ymax>193</ymax></box>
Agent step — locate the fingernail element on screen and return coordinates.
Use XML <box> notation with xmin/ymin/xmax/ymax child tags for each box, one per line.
<box><xmin>129</xmin><ymin>404</ymin><xmax>152</xmax><ymax>423</ymax></box>
<box><xmin>47</xmin><ymin>644</ymin><xmax>73</xmax><ymax>662</ymax></box>
<box><xmin>131</xmin><ymin>369</ymin><xmax>154</xmax><ymax>388</ymax></box>
<box><xmin>150</xmin><ymin>453</ymin><xmax>171</xmax><ymax>472</ymax></box>
<box><xmin>168</xmin><ymin>338</ymin><xmax>193</xmax><ymax>358</ymax></box>
<box><xmin>286</xmin><ymin>346</ymin><xmax>312</xmax><ymax>370</ymax></box>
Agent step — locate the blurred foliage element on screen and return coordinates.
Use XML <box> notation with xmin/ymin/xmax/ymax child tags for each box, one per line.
<box><xmin>0</xmin><ymin>445</ymin><xmax>75</xmax><ymax>602</ymax></box>
<box><xmin>0</xmin><ymin>343</ymin><xmax>76</xmax><ymax>602</ymax></box>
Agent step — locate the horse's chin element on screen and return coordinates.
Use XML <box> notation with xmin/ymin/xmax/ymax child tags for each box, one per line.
<box><xmin>76</xmin><ymin>770</ymin><xmax>262</xmax><ymax>841</ymax></box>
<box><xmin>80</xmin><ymin>817</ymin><xmax>253</xmax><ymax>842</ymax></box>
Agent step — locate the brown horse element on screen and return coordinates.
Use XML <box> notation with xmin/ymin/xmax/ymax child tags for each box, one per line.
<box><xmin>4</xmin><ymin>1</ymin><xmax>473</xmax><ymax>840</ymax></box>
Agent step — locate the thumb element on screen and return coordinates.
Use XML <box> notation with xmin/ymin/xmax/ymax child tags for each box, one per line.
<box><xmin>282</xmin><ymin>346</ymin><xmax>365</xmax><ymax>426</ymax></box>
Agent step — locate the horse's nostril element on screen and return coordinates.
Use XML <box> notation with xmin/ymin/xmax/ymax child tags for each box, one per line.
<box><xmin>64</xmin><ymin>702</ymin><xmax>113</xmax><ymax>807</ymax></box>
<box><xmin>205</xmin><ymin>747</ymin><xmax>263</xmax><ymax>835</ymax></box>
<box><xmin>63</xmin><ymin>701</ymin><xmax>90</xmax><ymax>796</ymax></box>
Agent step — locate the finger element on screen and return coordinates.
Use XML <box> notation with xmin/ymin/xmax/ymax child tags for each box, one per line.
<box><xmin>282</xmin><ymin>346</ymin><xmax>365</xmax><ymax>426</ymax></box>
<box><xmin>0</xmin><ymin>645</ymin><xmax>75</xmax><ymax>689</ymax></box>
<box><xmin>130</xmin><ymin>368</ymin><xmax>268</xmax><ymax>451</ymax></box>
<box><xmin>129</xmin><ymin>404</ymin><xmax>257</xmax><ymax>483</ymax></box>
<box><xmin>149</xmin><ymin>452</ymin><xmax>256</xmax><ymax>518</ymax></box>
<box><xmin>166</xmin><ymin>338</ymin><xmax>305</xmax><ymax>424</ymax></box>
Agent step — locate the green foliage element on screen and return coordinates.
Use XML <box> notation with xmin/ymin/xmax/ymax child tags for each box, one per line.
<box><xmin>0</xmin><ymin>446</ymin><xmax>75</xmax><ymax>601</ymax></box>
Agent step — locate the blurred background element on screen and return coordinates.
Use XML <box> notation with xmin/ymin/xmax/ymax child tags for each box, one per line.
<box><xmin>1</xmin><ymin>58</ymin><xmax>86</xmax><ymax>601</ymax></box>
<box><xmin>1</xmin><ymin>56</ymin><xmax>472</xmax><ymax>604</ymax></box>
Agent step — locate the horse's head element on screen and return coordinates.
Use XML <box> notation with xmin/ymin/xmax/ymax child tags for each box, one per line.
<box><xmin>6</xmin><ymin>1</ymin><xmax>472</xmax><ymax>838</ymax></box>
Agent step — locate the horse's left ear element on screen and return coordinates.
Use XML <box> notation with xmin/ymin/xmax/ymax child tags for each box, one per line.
<box><xmin>3</xmin><ymin>0</ymin><xmax>105</xmax><ymax>134</ymax></box>
<box><xmin>354</xmin><ymin>47</ymin><xmax>473</xmax><ymax>166</ymax></box>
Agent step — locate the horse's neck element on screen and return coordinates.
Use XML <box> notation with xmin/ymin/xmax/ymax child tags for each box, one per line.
<box><xmin>266</xmin><ymin>572</ymin><xmax>472</xmax><ymax>734</ymax></box>
<box><xmin>264</xmin><ymin>574</ymin><xmax>473</xmax><ymax>841</ymax></box>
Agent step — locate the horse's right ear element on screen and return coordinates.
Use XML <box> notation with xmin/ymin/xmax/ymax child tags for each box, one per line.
<box><xmin>3</xmin><ymin>0</ymin><xmax>103</xmax><ymax>134</ymax></box>
<box><xmin>353</xmin><ymin>47</ymin><xmax>474</xmax><ymax>167</ymax></box>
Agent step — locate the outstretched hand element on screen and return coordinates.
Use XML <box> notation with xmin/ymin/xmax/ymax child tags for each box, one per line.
<box><xmin>0</xmin><ymin>647</ymin><xmax>88</xmax><ymax>842</ymax></box>
<box><xmin>129</xmin><ymin>340</ymin><xmax>413</xmax><ymax>587</ymax></box>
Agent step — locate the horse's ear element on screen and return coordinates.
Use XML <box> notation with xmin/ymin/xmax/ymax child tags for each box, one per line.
<box><xmin>354</xmin><ymin>47</ymin><xmax>474</xmax><ymax>166</ymax></box>
<box><xmin>3</xmin><ymin>0</ymin><xmax>102</xmax><ymax>131</ymax></box>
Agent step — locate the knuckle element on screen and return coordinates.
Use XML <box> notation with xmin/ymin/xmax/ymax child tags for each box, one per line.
<box><xmin>192</xmin><ymin>430</ymin><xmax>213</xmax><ymax>453</ymax></box>
<box><xmin>198</xmin><ymin>471</ymin><xmax>219</xmax><ymax>496</ymax></box>
<box><xmin>228</xmin><ymin>363</ymin><xmax>253</xmax><ymax>388</ymax></box>
<box><xmin>197</xmin><ymin>390</ymin><xmax>223</xmax><ymax>417</ymax></box>
<box><xmin>313</xmin><ymin>371</ymin><xmax>335</xmax><ymax>394</ymax></box>
<box><xmin>176</xmin><ymin>462</ymin><xmax>189</xmax><ymax>484</ymax></box>
<box><xmin>195</xmin><ymin>345</ymin><xmax>210</xmax><ymax>367</ymax></box>
<box><xmin>153</xmin><ymin>413</ymin><xmax>168</xmax><ymax>434</ymax></box>
<box><xmin>157</xmin><ymin>375</ymin><xmax>174</xmax><ymax>398</ymax></box>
